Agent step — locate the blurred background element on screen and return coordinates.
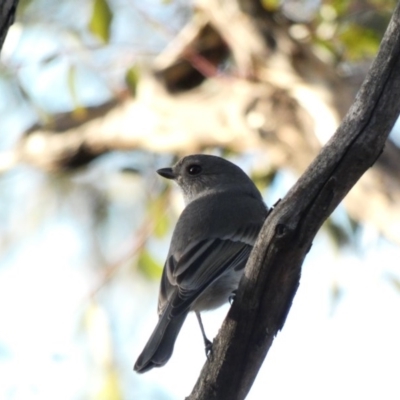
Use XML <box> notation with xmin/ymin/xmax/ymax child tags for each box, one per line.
<box><xmin>1</xmin><ymin>0</ymin><xmax>400</xmax><ymax>399</ymax></box>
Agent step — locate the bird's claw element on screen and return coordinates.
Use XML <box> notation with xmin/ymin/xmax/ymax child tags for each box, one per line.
<box><xmin>229</xmin><ymin>290</ymin><xmax>237</xmax><ymax>305</ymax></box>
<box><xmin>205</xmin><ymin>338</ymin><xmax>213</xmax><ymax>359</ymax></box>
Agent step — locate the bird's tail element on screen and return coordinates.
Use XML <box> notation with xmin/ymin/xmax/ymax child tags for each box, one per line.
<box><xmin>134</xmin><ymin>304</ymin><xmax>188</xmax><ymax>373</ymax></box>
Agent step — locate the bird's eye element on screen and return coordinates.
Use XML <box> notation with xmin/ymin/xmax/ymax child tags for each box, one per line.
<box><xmin>187</xmin><ymin>164</ymin><xmax>202</xmax><ymax>175</ymax></box>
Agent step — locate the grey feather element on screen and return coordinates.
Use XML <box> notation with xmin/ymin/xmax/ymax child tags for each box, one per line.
<box><xmin>134</xmin><ymin>155</ymin><xmax>268</xmax><ymax>373</ymax></box>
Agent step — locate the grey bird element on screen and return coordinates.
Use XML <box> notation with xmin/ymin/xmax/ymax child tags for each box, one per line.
<box><xmin>134</xmin><ymin>154</ymin><xmax>268</xmax><ymax>373</ymax></box>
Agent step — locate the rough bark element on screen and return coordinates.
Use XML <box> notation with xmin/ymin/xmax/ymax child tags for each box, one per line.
<box><xmin>0</xmin><ymin>0</ymin><xmax>19</xmax><ymax>52</ymax></box>
<box><xmin>186</xmin><ymin>2</ymin><xmax>400</xmax><ymax>399</ymax></box>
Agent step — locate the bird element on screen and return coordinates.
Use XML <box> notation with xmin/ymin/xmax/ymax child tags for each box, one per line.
<box><xmin>134</xmin><ymin>154</ymin><xmax>268</xmax><ymax>373</ymax></box>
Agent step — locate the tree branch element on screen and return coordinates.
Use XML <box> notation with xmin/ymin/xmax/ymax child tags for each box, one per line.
<box><xmin>187</xmin><ymin>2</ymin><xmax>400</xmax><ymax>399</ymax></box>
<box><xmin>0</xmin><ymin>0</ymin><xmax>19</xmax><ymax>52</ymax></box>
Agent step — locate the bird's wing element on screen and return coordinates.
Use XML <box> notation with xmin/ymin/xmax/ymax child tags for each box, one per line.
<box><xmin>167</xmin><ymin>238</ymin><xmax>252</xmax><ymax>317</ymax></box>
<box><xmin>170</xmin><ymin>220</ymin><xmax>262</xmax><ymax>277</ymax></box>
<box><xmin>158</xmin><ymin>220</ymin><xmax>263</xmax><ymax>316</ymax></box>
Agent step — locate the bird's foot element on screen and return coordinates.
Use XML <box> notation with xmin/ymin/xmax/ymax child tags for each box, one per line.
<box><xmin>205</xmin><ymin>338</ymin><xmax>213</xmax><ymax>360</ymax></box>
<box><xmin>229</xmin><ymin>290</ymin><xmax>237</xmax><ymax>305</ymax></box>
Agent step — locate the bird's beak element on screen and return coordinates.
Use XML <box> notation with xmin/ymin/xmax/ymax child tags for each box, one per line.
<box><xmin>157</xmin><ymin>167</ymin><xmax>175</xmax><ymax>180</ymax></box>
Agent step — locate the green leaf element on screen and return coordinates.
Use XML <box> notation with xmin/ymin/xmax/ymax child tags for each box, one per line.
<box><xmin>338</xmin><ymin>23</ymin><xmax>380</xmax><ymax>60</ymax></box>
<box><xmin>261</xmin><ymin>0</ymin><xmax>280</xmax><ymax>11</ymax></box>
<box><xmin>138</xmin><ymin>249</ymin><xmax>163</xmax><ymax>280</ymax></box>
<box><xmin>125</xmin><ymin>66</ymin><xmax>140</xmax><ymax>96</ymax></box>
<box><xmin>89</xmin><ymin>0</ymin><xmax>113</xmax><ymax>43</ymax></box>
<box><xmin>330</xmin><ymin>0</ymin><xmax>351</xmax><ymax>16</ymax></box>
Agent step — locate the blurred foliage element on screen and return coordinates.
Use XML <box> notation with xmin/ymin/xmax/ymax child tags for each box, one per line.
<box><xmin>337</xmin><ymin>23</ymin><xmax>381</xmax><ymax>60</ymax></box>
<box><xmin>262</xmin><ymin>0</ymin><xmax>396</xmax><ymax>63</ymax></box>
<box><xmin>2</xmin><ymin>0</ymin><xmax>395</xmax><ymax>121</ymax></box>
<box><xmin>89</xmin><ymin>0</ymin><xmax>113</xmax><ymax>43</ymax></box>
<box><xmin>1</xmin><ymin>0</ymin><xmax>391</xmax><ymax>267</ymax></box>
<box><xmin>386</xmin><ymin>273</ymin><xmax>400</xmax><ymax>293</ymax></box>
<box><xmin>251</xmin><ymin>169</ymin><xmax>278</xmax><ymax>193</ymax></box>
<box><xmin>82</xmin><ymin>301</ymin><xmax>124</xmax><ymax>400</ymax></box>
<box><xmin>138</xmin><ymin>249</ymin><xmax>163</xmax><ymax>280</ymax></box>
<box><xmin>261</xmin><ymin>0</ymin><xmax>280</xmax><ymax>12</ymax></box>
<box><xmin>323</xmin><ymin>215</ymin><xmax>360</xmax><ymax>249</ymax></box>
<box><xmin>324</xmin><ymin>217</ymin><xmax>353</xmax><ymax>248</ymax></box>
<box><xmin>317</xmin><ymin>0</ymin><xmax>393</xmax><ymax>61</ymax></box>
<box><xmin>329</xmin><ymin>279</ymin><xmax>344</xmax><ymax>316</ymax></box>
<box><xmin>125</xmin><ymin>65</ymin><xmax>140</xmax><ymax>97</ymax></box>
<box><xmin>151</xmin><ymin>202</ymin><xmax>170</xmax><ymax>239</ymax></box>
<box><xmin>67</xmin><ymin>64</ymin><xmax>87</xmax><ymax>119</ymax></box>
<box><xmin>94</xmin><ymin>368</ymin><xmax>124</xmax><ymax>400</ymax></box>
